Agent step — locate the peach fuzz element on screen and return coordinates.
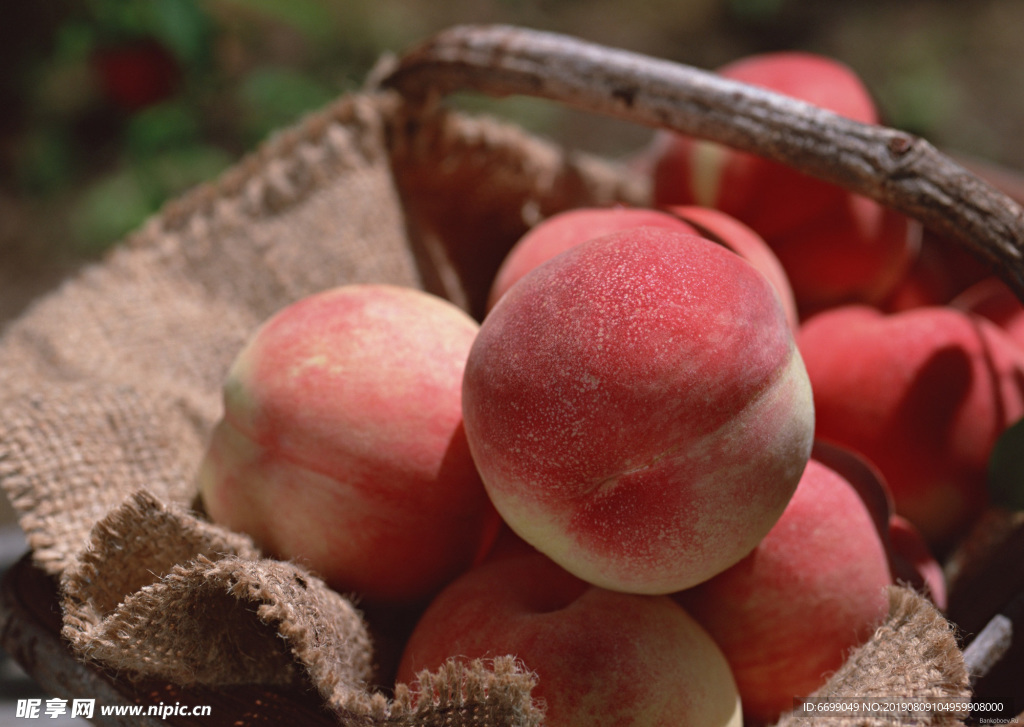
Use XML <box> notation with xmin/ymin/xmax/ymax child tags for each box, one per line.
<box><xmin>796</xmin><ymin>304</ymin><xmax>1024</xmax><ymax>548</ymax></box>
<box><xmin>462</xmin><ymin>227</ymin><xmax>815</xmax><ymax>594</ymax></box>
<box><xmin>665</xmin><ymin>204</ymin><xmax>799</xmax><ymax>330</ymax></box>
<box><xmin>198</xmin><ymin>284</ymin><xmax>499</xmax><ymax>604</ymax></box>
<box><xmin>672</xmin><ymin>457</ymin><xmax>893</xmax><ymax>725</ymax></box>
<box><xmin>649</xmin><ymin>51</ymin><xmax>918</xmax><ymax>313</ymax></box>
<box><xmin>805</xmin><ymin>441</ymin><xmax>946</xmax><ymax>608</ymax></box>
<box><xmin>396</xmin><ymin>551</ymin><xmax>743</xmax><ymax>727</ymax></box>
<box><xmin>485</xmin><ymin>206</ymin><xmax>697</xmax><ymax>311</ymax></box>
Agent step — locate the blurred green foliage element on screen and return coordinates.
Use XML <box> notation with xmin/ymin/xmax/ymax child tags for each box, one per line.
<box><xmin>8</xmin><ymin>0</ymin><xmax>389</xmax><ymax>252</ymax></box>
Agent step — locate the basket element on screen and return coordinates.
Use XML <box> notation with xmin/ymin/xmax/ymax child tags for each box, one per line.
<box><xmin>1</xmin><ymin>25</ymin><xmax>1022</xmax><ymax>727</ymax></box>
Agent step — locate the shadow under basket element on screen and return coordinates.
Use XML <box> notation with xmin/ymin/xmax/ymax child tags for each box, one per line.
<box><xmin>1</xmin><ymin>25</ymin><xmax>1023</xmax><ymax>727</ymax></box>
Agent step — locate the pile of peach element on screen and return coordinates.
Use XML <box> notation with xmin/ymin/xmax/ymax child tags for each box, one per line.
<box><xmin>197</xmin><ymin>52</ymin><xmax>1024</xmax><ymax>727</ymax></box>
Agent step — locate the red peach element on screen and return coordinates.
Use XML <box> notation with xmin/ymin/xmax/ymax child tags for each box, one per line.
<box><xmin>652</xmin><ymin>52</ymin><xmax>878</xmax><ymax>235</ymax></box>
<box><xmin>397</xmin><ymin>551</ymin><xmax>743</xmax><ymax>727</ymax></box>
<box><xmin>880</xmin><ymin>230</ymin><xmax>991</xmax><ymax>312</ymax></box>
<box><xmin>807</xmin><ymin>440</ymin><xmax>893</xmax><ymax>540</ymax></box>
<box><xmin>481</xmin><ymin>522</ymin><xmax>543</xmax><ymax>562</ymax></box>
<box><xmin>463</xmin><ymin>227</ymin><xmax>815</xmax><ymax>594</ymax></box>
<box><xmin>485</xmin><ymin>206</ymin><xmax>697</xmax><ymax>311</ymax></box>
<box><xmin>797</xmin><ymin>304</ymin><xmax>1024</xmax><ymax>548</ymax></box>
<box><xmin>673</xmin><ymin>457</ymin><xmax>893</xmax><ymax>725</ymax></box>
<box><xmin>888</xmin><ymin>514</ymin><xmax>947</xmax><ymax>610</ymax></box>
<box><xmin>649</xmin><ymin>51</ymin><xmax>919</xmax><ymax>313</ymax></box>
<box><xmin>811</xmin><ymin>442</ymin><xmax>947</xmax><ymax>609</ymax></box>
<box><xmin>198</xmin><ymin>284</ymin><xmax>499</xmax><ymax>604</ymax></box>
<box><xmin>767</xmin><ymin>194</ymin><xmax>921</xmax><ymax>316</ymax></box>
<box><xmin>665</xmin><ymin>204</ymin><xmax>799</xmax><ymax>330</ymax></box>
<box><xmin>950</xmin><ymin>276</ymin><xmax>1024</xmax><ymax>352</ymax></box>
<box><xmin>879</xmin><ymin>240</ymin><xmax>961</xmax><ymax>312</ymax></box>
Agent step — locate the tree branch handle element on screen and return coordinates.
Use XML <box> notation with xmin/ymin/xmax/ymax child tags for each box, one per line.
<box><xmin>378</xmin><ymin>24</ymin><xmax>1024</xmax><ymax>301</ymax></box>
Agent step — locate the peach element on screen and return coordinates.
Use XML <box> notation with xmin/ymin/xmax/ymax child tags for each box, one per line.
<box><xmin>880</xmin><ymin>230</ymin><xmax>991</xmax><ymax>313</ymax></box>
<box><xmin>812</xmin><ymin>441</ymin><xmax>948</xmax><ymax>610</ymax></box>
<box><xmin>767</xmin><ymin>196</ymin><xmax>920</xmax><ymax>315</ymax></box>
<box><xmin>950</xmin><ymin>276</ymin><xmax>1024</xmax><ymax>352</ymax></box>
<box><xmin>673</xmin><ymin>457</ymin><xmax>893</xmax><ymax>725</ymax></box>
<box><xmin>797</xmin><ymin>304</ymin><xmax>1024</xmax><ymax>548</ymax></box>
<box><xmin>649</xmin><ymin>51</ymin><xmax>919</xmax><ymax>313</ymax></box>
<box><xmin>888</xmin><ymin>514</ymin><xmax>947</xmax><ymax>610</ymax></box>
<box><xmin>197</xmin><ymin>284</ymin><xmax>499</xmax><ymax>604</ymax></box>
<box><xmin>485</xmin><ymin>206</ymin><xmax>697</xmax><ymax>311</ymax></box>
<box><xmin>808</xmin><ymin>441</ymin><xmax>946</xmax><ymax>609</ymax></box>
<box><xmin>665</xmin><ymin>204</ymin><xmax>799</xmax><ymax>330</ymax></box>
<box><xmin>462</xmin><ymin>226</ymin><xmax>815</xmax><ymax>594</ymax></box>
<box><xmin>396</xmin><ymin>551</ymin><xmax>743</xmax><ymax>727</ymax></box>
<box><xmin>879</xmin><ymin>241</ymin><xmax>960</xmax><ymax>312</ymax></box>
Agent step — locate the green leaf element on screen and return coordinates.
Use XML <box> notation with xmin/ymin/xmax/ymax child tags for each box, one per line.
<box><xmin>989</xmin><ymin>416</ymin><xmax>1024</xmax><ymax>511</ymax></box>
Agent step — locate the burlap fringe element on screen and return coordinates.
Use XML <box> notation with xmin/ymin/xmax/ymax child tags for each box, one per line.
<box><xmin>777</xmin><ymin>587</ymin><xmax>970</xmax><ymax>727</ymax></box>
<box><xmin>58</xmin><ymin>490</ymin><xmax>544</xmax><ymax>726</ymax></box>
<box><xmin>348</xmin><ymin>657</ymin><xmax>544</xmax><ymax>727</ymax></box>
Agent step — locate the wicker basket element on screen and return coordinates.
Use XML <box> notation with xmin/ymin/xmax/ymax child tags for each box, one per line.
<box><xmin>1</xmin><ymin>25</ymin><xmax>1022</xmax><ymax>727</ymax></box>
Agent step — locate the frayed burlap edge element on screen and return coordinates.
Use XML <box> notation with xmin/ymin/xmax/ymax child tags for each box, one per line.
<box><xmin>776</xmin><ymin>586</ymin><xmax>970</xmax><ymax>727</ymax></box>
<box><xmin>347</xmin><ymin>657</ymin><xmax>544</xmax><ymax>727</ymax></box>
<box><xmin>58</xmin><ymin>490</ymin><xmax>546</xmax><ymax>726</ymax></box>
<box><xmin>59</xmin><ymin>489</ymin><xmax>364</xmax><ymax>692</ymax></box>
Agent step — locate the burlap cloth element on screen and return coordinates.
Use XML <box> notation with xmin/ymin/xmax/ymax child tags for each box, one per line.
<box><xmin>0</xmin><ymin>85</ymin><xmax>971</xmax><ymax>725</ymax></box>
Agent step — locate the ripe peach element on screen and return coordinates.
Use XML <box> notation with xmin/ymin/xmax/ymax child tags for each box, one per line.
<box><xmin>880</xmin><ymin>230</ymin><xmax>990</xmax><ymax>312</ymax></box>
<box><xmin>485</xmin><ymin>206</ymin><xmax>697</xmax><ymax>311</ymax></box>
<box><xmin>463</xmin><ymin>227</ymin><xmax>815</xmax><ymax>594</ymax></box>
<box><xmin>665</xmin><ymin>204</ymin><xmax>799</xmax><ymax>330</ymax></box>
<box><xmin>797</xmin><ymin>304</ymin><xmax>1024</xmax><ymax>548</ymax></box>
<box><xmin>652</xmin><ymin>51</ymin><xmax>878</xmax><ymax>235</ymax></box>
<box><xmin>650</xmin><ymin>51</ymin><xmax>919</xmax><ymax>313</ymax></box>
<box><xmin>950</xmin><ymin>276</ymin><xmax>1024</xmax><ymax>352</ymax></box>
<box><xmin>673</xmin><ymin>457</ymin><xmax>893</xmax><ymax>725</ymax></box>
<box><xmin>396</xmin><ymin>551</ymin><xmax>743</xmax><ymax>727</ymax></box>
<box><xmin>768</xmin><ymin>196</ymin><xmax>920</xmax><ymax>315</ymax></box>
<box><xmin>888</xmin><ymin>514</ymin><xmax>947</xmax><ymax>610</ymax></box>
<box><xmin>197</xmin><ymin>284</ymin><xmax>499</xmax><ymax>604</ymax></box>
<box><xmin>807</xmin><ymin>441</ymin><xmax>945</xmax><ymax>608</ymax></box>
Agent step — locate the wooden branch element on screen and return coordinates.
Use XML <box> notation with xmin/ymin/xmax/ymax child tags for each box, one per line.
<box><xmin>962</xmin><ymin>613</ymin><xmax>1012</xmax><ymax>685</ymax></box>
<box><xmin>378</xmin><ymin>24</ymin><xmax>1024</xmax><ymax>301</ymax></box>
